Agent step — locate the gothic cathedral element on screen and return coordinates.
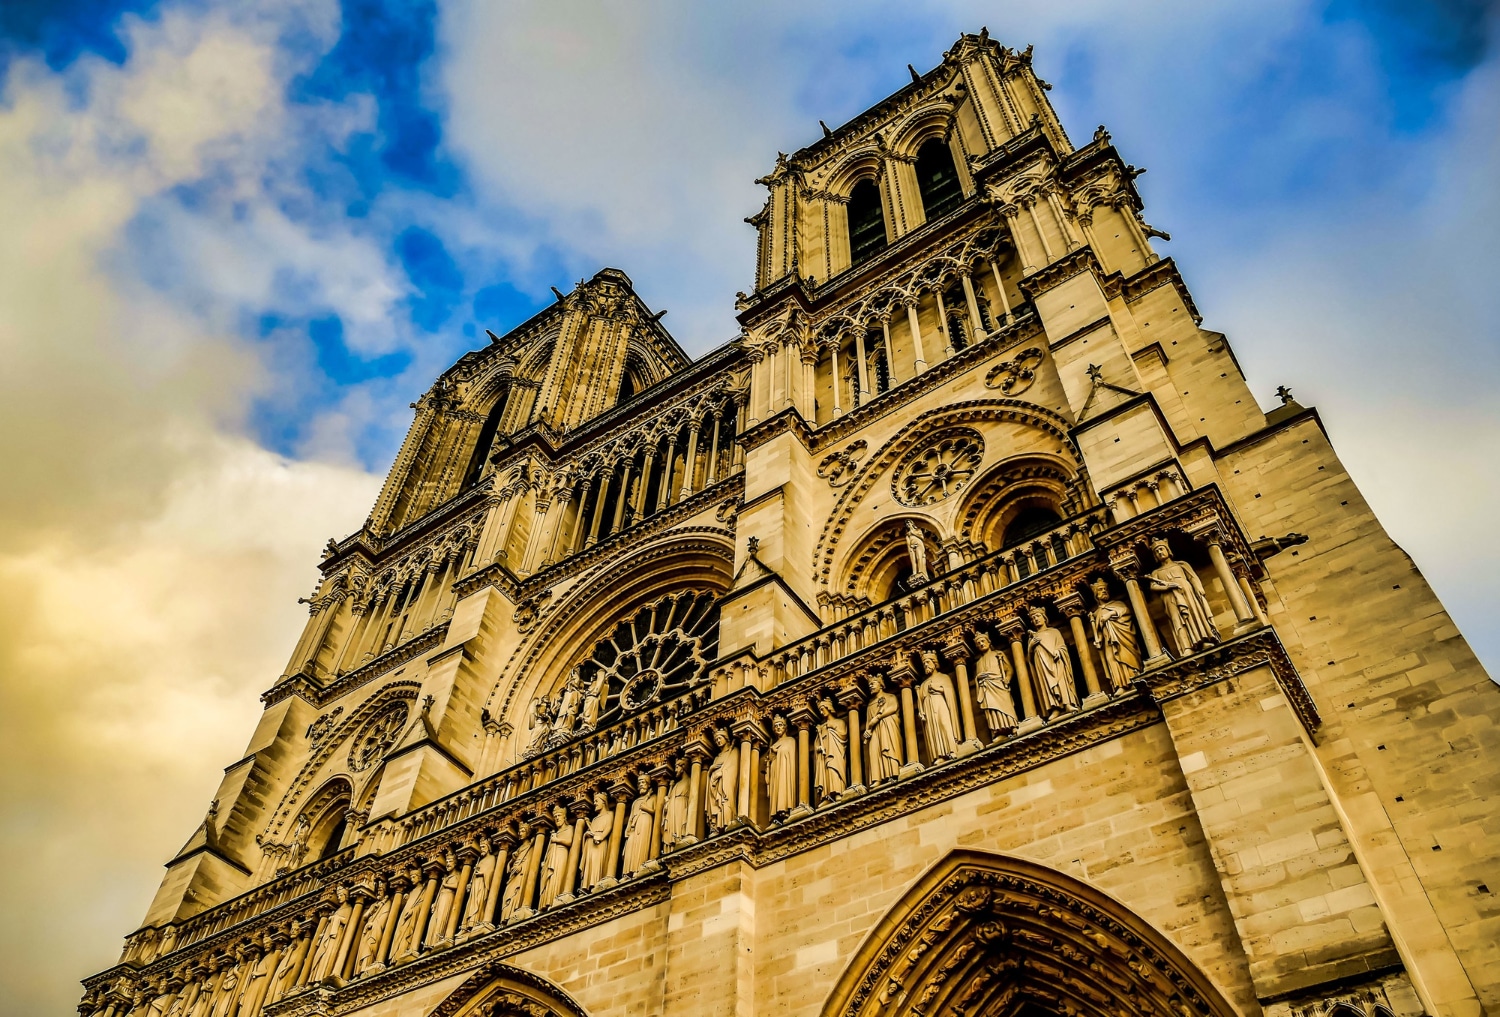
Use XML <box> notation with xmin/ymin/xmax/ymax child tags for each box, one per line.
<box><xmin>81</xmin><ymin>32</ymin><xmax>1498</xmax><ymax>1017</ymax></box>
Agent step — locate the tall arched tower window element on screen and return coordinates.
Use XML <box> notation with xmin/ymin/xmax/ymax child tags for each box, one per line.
<box><xmin>848</xmin><ymin>179</ymin><xmax>887</xmax><ymax>266</ymax></box>
<box><xmin>915</xmin><ymin>138</ymin><xmax>963</xmax><ymax>221</ymax></box>
<box><xmin>461</xmin><ymin>390</ymin><xmax>509</xmax><ymax>489</ymax></box>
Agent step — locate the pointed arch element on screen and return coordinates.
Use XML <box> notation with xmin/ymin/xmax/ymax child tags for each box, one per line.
<box><xmin>822</xmin><ymin>850</ymin><xmax>1240</xmax><ymax>1017</ymax></box>
<box><xmin>429</xmin><ymin>961</ymin><xmax>591</xmax><ymax>1017</ymax></box>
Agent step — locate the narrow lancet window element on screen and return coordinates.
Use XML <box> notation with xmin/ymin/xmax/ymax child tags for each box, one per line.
<box><xmin>915</xmin><ymin>138</ymin><xmax>963</xmax><ymax>221</ymax></box>
<box><xmin>848</xmin><ymin>179</ymin><xmax>887</xmax><ymax>266</ymax></box>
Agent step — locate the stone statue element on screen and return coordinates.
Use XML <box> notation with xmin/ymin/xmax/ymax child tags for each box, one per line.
<box><xmin>459</xmin><ymin>836</ymin><xmax>495</xmax><ymax>934</ymax></box>
<box><xmin>905</xmin><ymin>521</ymin><xmax>930</xmax><ymax>584</ymax></box>
<box><xmin>354</xmin><ymin>877</ymin><xmax>390</xmax><ymax>974</ymax></box>
<box><xmin>705</xmin><ymin>728</ymin><xmax>739</xmax><ymax>833</ymax></box>
<box><xmin>664</xmin><ymin>758</ymin><xmax>690</xmax><ymax>849</ymax></box>
<box><xmin>915</xmin><ymin>650</ymin><xmax>960</xmax><ymax>760</ymax></box>
<box><xmin>500</xmin><ymin>834</ymin><xmax>532</xmax><ymax>920</ymax></box>
<box><xmin>1090</xmin><ymin>577</ymin><xmax>1142</xmax><ymax>691</ymax></box>
<box><xmin>307</xmin><ymin>885</ymin><xmax>352</xmax><ymax>982</ymax></box>
<box><xmin>813</xmin><ymin>697</ymin><xmax>847</xmax><ymax>800</ymax></box>
<box><xmin>765</xmin><ymin>715</ymin><xmax>798</xmax><ymax>818</ymax></box>
<box><xmin>1146</xmin><ymin>538</ymin><xmax>1220</xmax><ymax>654</ymax></box>
<box><xmin>551</xmin><ymin>669</ymin><xmax>583</xmax><ymax>738</ymax></box>
<box><xmin>578</xmin><ymin>791</ymin><xmax>614</xmax><ymax>891</ymax></box>
<box><xmin>1027</xmin><ymin>606</ymin><xmax>1079</xmax><ymax>716</ymax></box>
<box><xmin>389</xmin><ymin>868</ymin><xmax>426</xmax><ymax>957</ymax></box>
<box><xmin>525</xmin><ymin>697</ymin><xmax>555</xmax><ymax>756</ymax></box>
<box><xmin>538</xmin><ymin>804</ymin><xmax>574</xmax><ymax>908</ymax></box>
<box><xmin>269</xmin><ymin>920</ymin><xmax>303</xmax><ymax>1000</ymax></box>
<box><xmin>236</xmin><ymin>935</ymin><xmax>277</xmax><ymax>1015</ymax></box>
<box><xmin>424</xmin><ymin>851</ymin><xmax>459</xmax><ymax>948</ymax></box>
<box><xmin>286</xmin><ymin>814</ymin><xmax>311</xmax><ymax>871</ymax></box>
<box><xmin>207</xmin><ymin>960</ymin><xmax>240</xmax><ymax>1017</ymax></box>
<box><xmin>621</xmin><ymin>773</ymin><xmax>655</xmax><ymax>875</ymax></box>
<box><xmin>863</xmin><ymin>673</ymin><xmax>903</xmax><ymax>784</ymax></box>
<box><xmin>580</xmin><ymin>666</ymin><xmax>609</xmax><ymax>729</ymax></box>
<box><xmin>971</xmin><ymin>629</ymin><xmax>1017</xmax><ymax>736</ymax></box>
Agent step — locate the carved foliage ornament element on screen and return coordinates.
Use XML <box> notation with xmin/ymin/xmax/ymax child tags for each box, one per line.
<box><xmin>983</xmin><ymin>347</ymin><xmax>1044</xmax><ymax>395</ymax></box>
<box><xmin>893</xmin><ymin>430</ymin><xmax>984</xmax><ymax>507</ymax></box>
<box><xmin>349</xmin><ymin>702</ymin><xmax>409</xmax><ymax>772</ymax></box>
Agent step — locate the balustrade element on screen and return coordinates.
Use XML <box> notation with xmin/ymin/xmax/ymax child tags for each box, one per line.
<box><xmin>113</xmin><ymin>490</ymin><xmax>1265</xmax><ymax>1017</ymax></box>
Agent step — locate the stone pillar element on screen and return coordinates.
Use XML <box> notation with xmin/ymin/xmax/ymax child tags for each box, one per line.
<box><xmin>334</xmin><ymin>888</ymin><xmax>368</xmax><ymax>980</ymax></box>
<box><xmin>961</xmin><ymin>271</ymin><xmax>986</xmax><ymax>338</ymax></box>
<box><xmin>585</xmin><ymin>474</ymin><xmax>608</xmax><ymax>546</ymax></box>
<box><xmin>559</xmin><ymin>809</ymin><xmax>586</xmax><ymax>902</ymax></box>
<box><xmin>705</xmin><ymin>413</ymin><xmax>722</xmax><ymax>486</ymax></box>
<box><xmin>604</xmin><ymin>783</ymin><xmax>628</xmax><ymax>884</ymax></box>
<box><xmin>1000</xmin><ymin>204</ymin><xmax>1036</xmax><ymax>273</ymax></box>
<box><xmin>837</xmin><ymin>685</ymin><xmax>865</xmax><ymax>795</ymax></box>
<box><xmin>444</xmin><ymin>849</ymin><xmax>476</xmax><ymax>944</ymax></box>
<box><xmin>935</xmin><ymin>287</ymin><xmax>952</xmax><ymax>356</ymax></box>
<box><xmin>517</xmin><ymin>819</ymin><xmax>550</xmax><ymax>920</ymax></box>
<box><xmin>1113</xmin><ymin>556</ymin><xmax>1170</xmax><ymax>667</ymax></box>
<box><xmin>891</xmin><ymin>666</ymin><xmax>924</xmax><ymax>777</ymax></box>
<box><xmin>941</xmin><ymin>635</ymin><xmax>983</xmax><ymax>755</ymax></box>
<box><xmin>989</xmin><ymin>259</ymin><xmax>1013</xmax><ymax>320</ymax></box>
<box><xmin>999</xmin><ymin>617</ymin><xmax>1041</xmax><ymax>733</ymax></box>
<box><xmin>854</xmin><ymin>327</ymin><xmax>871</xmax><ymax>401</ymax></box>
<box><xmin>685</xmin><ymin>743</ymin><xmax>708</xmax><ymax>844</ymax></box>
<box><xmin>1058</xmin><ymin>593</ymin><xmax>1106</xmax><ymax>706</ymax></box>
<box><xmin>905</xmin><ymin>299</ymin><xmax>928</xmax><ymax>374</ymax></box>
<box><xmin>1194</xmin><ymin>525</ymin><xmax>1258</xmax><ymax>632</ymax></box>
<box><xmin>647</xmin><ymin>769</ymin><xmax>668</xmax><ymax>865</ymax></box>
<box><xmin>1023</xmin><ymin>196</ymin><xmax>1055</xmax><ymax>263</ymax></box>
<box><xmin>480</xmin><ymin>836</ymin><xmax>511</xmax><ymax>930</ymax></box>
<box><xmin>789</xmin><ymin>706</ymin><xmax>815</xmax><ymax>818</ymax></box>
<box><xmin>828</xmin><ymin>342</ymin><xmax>843</xmax><ymax>417</ymax></box>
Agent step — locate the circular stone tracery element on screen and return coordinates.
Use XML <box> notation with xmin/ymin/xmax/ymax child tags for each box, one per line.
<box><xmin>349</xmin><ymin>703</ymin><xmax>409</xmax><ymax>772</ymax></box>
<box><xmin>893</xmin><ymin>430</ymin><xmax>985</xmax><ymax>507</ymax></box>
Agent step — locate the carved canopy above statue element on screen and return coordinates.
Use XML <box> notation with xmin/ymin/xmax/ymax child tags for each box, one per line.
<box><xmin>822</xmin><ymin>850</ymin><xmax>1241</xmax><ymax>1017</ymax></box>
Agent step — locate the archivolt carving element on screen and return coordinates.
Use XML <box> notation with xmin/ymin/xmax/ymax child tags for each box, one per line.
<box><xmin>822</xmin><ymin>850</ymin><xmax>1240</xmax><ymax>1017</ymax></box>
<box><xmin>429</xmin><ymin>963</ymin><xmax>591</xmax><ymax>1017</ymax></box>
<box><xmin>260</xmin><ymin>683</ymin><xmax>420</xmax><ymax>841</ymax></box>
<box><xmin>813</xmin><ymin>400</ymin><xmax>1082</xmax><ymax>583</ymax></box>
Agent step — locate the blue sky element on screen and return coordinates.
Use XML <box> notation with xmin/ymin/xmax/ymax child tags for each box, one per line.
<box><xmin>0</xmin><ymin>1</ymin><xmax>1496</xmax><ymax>1013</ymax></box>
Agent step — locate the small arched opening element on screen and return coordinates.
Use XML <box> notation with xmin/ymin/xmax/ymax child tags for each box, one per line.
<box><xmin>915</xmin><ymin>138</ymin><xmax>963</xmax><ymax>222</ymax></box>
<box><xmin>848</xmin><ymin>179</ymin><xmax>887</xmax><ymax>267</ymax></box>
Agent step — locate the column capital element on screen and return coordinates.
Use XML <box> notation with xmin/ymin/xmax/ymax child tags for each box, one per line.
<box><xmin>1055</xmin><ymin>592</ymin><xmax>1087</xmax><ymax>618</ymax></box>
<box><xmin>997</xmin><ymin>615</ymin><xmax>1029</xmax><ymax>642</ymax></box>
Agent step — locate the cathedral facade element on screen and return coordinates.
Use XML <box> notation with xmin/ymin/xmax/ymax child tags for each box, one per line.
<box><xmin>81</xmin><ymin>32</ymin><xmax>1498</xmax><ymax>1017</ymax></box>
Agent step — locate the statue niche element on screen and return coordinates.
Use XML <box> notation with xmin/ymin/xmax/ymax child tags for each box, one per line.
<box><xmin>523</xmin><ymin>590</ymin><xmax>720</xmax><ymax>758</ymax></box>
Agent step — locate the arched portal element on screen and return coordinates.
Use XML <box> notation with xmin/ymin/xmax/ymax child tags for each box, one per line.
<box><xmin>822</xmin><ymin>851</ymin><xmax>1240</xmax><ymax>1017</ymax></box>
<box><xmin>429</xmin><ymin>962</ymin><xmax>590</xmax><ymax>1017</ymax></box>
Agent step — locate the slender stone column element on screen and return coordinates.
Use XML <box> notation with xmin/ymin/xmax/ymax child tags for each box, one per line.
<box><xmin>1047</xmin><ymin>188</ymin><xmax>1080</xmax><ymax>249</ymax></box>
<box><xmin>610</xmin><ymin>462</ymin><xmax>630</xmax><ymax>532</ymax></box>
<box><xmin>961</xmin><ymin>272</ymin><xmax>986</xmax><ymax>338</ymax></box>
<box><xmin>567</xmin><ymin>478</ymin><xmax>591</xmax><ymax>553</ymax></box>
<box><xmin>880</xmin><ymin>318</ymin><xmax>895</xmax><ymax>386</ymax></box>
<box><xmin>989</xmin><ymin>259</ymin><xmax>1013</xmax><ymax>320</ymax></box>
<box><xmin>999</xmin><ymin>617</ymin><xmax>1040</xmax><ymax>732</ymax></box>
<box><xmin>407</xmin><ymin>863</ymin><xmax>442</xmax><ymax>953</ymax></box>
<box><xmin>892</xmin><ymin>666</ymin><xmax>924</xmax><ymax>776</ymax></box>
<box><xmin>829</xmin><ymin>342</ymin><xmax>843</xmax><ymax>417</ymax></box>
<box><xmin>1196</xmin><ymin>528</ymin><xmax>1258</xmax><ymax>630</ymax></box>
<box><xmin>705</xmin><ymin>414</ymin><xmax>722</xmax><ymax>485</ymax></box>
<box><xmin>935</xmin><ymin>287</ymin><xmax>953</xmax><ymax>356</ymax></box>
<box><xmin>837</xmin><ymin>685</ymin><xmax>865</xmax><ymax>795</ymax></box>
<box><xmin>1239</xmin><ymin>574</ymin><xmax>1269</xmax><ymax>626</ymax></box>
<box><xmin>480</xmin><ymin>837</ymin><xmax>511</xmax><ymax>929</ymax></box>
<box><xmin>585</xmin><ymin>474</ymin><xmax>608</xmax><ymax>546</ymax></box>
<box><xmin>1113</xmin><ymin>557</ymin><xmax>1170</xmax><ymax>667</ymax></box>
<box><xmin>854</xmin><ymin>328</ymin><xmax>871</xmax><ymax>402</ymax></box>
<box><xmin>634</xmin><ymin>450</ymin><xmax>656</xmax><ymax>516</ymax></box>
<box><xmin>294</xmin><ymin>912</ymin><xmax>328</xmax><ymax>987</ymax></box>
<box><xmin>604</xmin><ymin>785</ymin><xmax>628</xmax><ymax>883</ymax></box>
<box><xmin>790</xmin><ymin>707</ymin><xmax>814</xmax><ymax>818</ymax></box>
<box><xmin>334</xmin><ymin>890</ymin><xmax>367</xmax><ymax>979</ymax></box>
<box><xmin>647</xmin><ymin>770</ymin><xmax>667</xmax><ymax>864</ymax></box>
<box><xmin>905</xmin><ymin>299</ymin><xmax>928</xmax><ymax>374</ymax></box>
<box><xmin>1024</xmin><ymin>197</ymin><xmax>1056</xmax><ymax>262</ymax></box>
<box><xmin>1059</xmin><ymin>594</ymin><xmax>1105</xmax><ymax>706</ymax></box>
<box><xmin>444</xmin><ymin>849</ymin><xmax>476</xmax><ymax>943</ymax></box>
<box><xmin>559</xmin><ymin>811</ymin><xmax>586</xmax><ymax>902</ymax></box>
<box><xmin>942</xmin><ymin>636</ymin><xmax>982</xmax><ymax>755</ymax></box>
<box><xmin>681</xmin><ymin>424</ymin><xmax>700</xmax><ymax>500</ymax></box>
<box><xmin>685</xmin><ymin>744</ymin><xmax>707</xmax><ymax>843</ymax></box>
<box><xmin>1000</xmin><ymin>205</ymin><xmax>1037</xmax><ymax>273</ymax></box>
<box><xmin>516</xmin><ymin>820</ymin><xmax>549</xmax><ymax>920</ymax></box>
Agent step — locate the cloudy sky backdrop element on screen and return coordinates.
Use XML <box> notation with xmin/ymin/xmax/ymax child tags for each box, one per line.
<box><xmin>0</xmin><ymin>1</ymin><xmax>1495</xmax><ymax>1012</ymax></box>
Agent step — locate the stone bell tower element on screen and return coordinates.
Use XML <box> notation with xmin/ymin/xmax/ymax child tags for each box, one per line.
<box><xmin>81</xmin><ymin>30</ymin><xmax>1497</xmax><ymax>1017</ymax></box>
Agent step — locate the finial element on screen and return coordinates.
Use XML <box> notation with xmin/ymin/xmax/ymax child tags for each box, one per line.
<box><xmin>1086</xmin><ymin>364</ymin><xmax>1104</xmax><ymax>383</ymax></box>
<box><xmin>746</xmin><ymin>536</ymin><xmax>760</xmax><ymax>556</ymax></box>
<box><xmin>1275</xmin><ymin>385</ymin><xmax>1294</xmax><ymax>405</ymax></box>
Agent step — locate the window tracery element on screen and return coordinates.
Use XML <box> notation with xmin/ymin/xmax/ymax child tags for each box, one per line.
<box><xmin>893</xmin><ymin>430</ymin><xmax>985</xmax><ymax>507</ymax></box>
<box><xmin>523</xmin><ymin>590</ymin><xmax>719</xmax><ymax>758</ymax></box>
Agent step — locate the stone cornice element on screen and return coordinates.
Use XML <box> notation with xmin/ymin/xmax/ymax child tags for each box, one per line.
<box><xmin>263</xmin><ymin>629</ymin><xmax>444</xmax><ymax>708</ymax></box>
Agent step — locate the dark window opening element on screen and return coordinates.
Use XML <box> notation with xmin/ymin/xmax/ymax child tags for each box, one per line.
<box><xmin>461</xmin><ymin>389</ymin><xmax>508</xmax><ymax>489</ymax></box>
<box><xmin>848</xmin><ymin>179</ymin><xmax>887</xmax><ymax>266</ymax></box>
<box><xmin>1003</xmin><ymin>505</ymin><xmax>1062</xmax><ymax>548</ymax></box>
<box><xmin>915</xmin><ymin>138</ymin><xmax>964</xmax><ymax>221</ymax></box>
<box><xmin>617</xmin><ymin>372</ymin><xmax>636</xmax><ymax>403</ymax></box>
<box><xmin>318</xmin><ymin>813</ymin><xmax>348</xmax><ymax>860</ymax></box>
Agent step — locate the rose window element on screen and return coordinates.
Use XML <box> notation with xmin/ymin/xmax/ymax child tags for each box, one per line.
<box><xmin>894</xmin><ymin>431</ymin><xmax>985</xmax><ymax>506</ymax></box>
<box><xmin>348</xmin><ymin>702</ymin><xmax>409</xmax><ymax>772</ymax></box>
<box><xmin>525</xmin><ymin>590</ymin><xmax>719</xmax><ymax>756</ymax></box>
